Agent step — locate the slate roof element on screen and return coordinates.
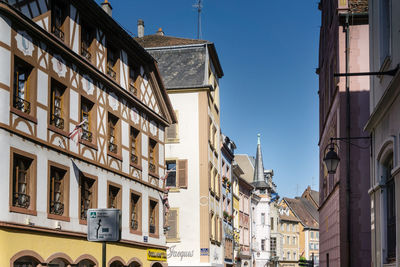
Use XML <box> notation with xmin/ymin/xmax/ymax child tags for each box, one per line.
<box><xmin>349</xmin><ymin>0</ymin><xmax>368</xmax><ymax>13</ymax></box>
<box><xmin>135</xmin><ymin>34</ymin><xmax>223</xmax><ymax>89</ymax></box>
<box><xmin>135</xmin><ymin>34</ymin><xmax>209</xmax><ymax>48</ymax></box>
<box><xmin>145</xmin><ymin>47</ymin><xmax>207</xmax><ymax>89</ymax></box>
<box><xmin>284</xmin><ymin>197</ymin><xmax>319</xmax><ymax>229</ymax></box>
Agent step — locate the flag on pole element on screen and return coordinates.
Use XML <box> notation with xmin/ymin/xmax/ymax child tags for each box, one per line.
<box><xmin>68</xmin><ymin>119</ymin><xmax>87</xmax><ymax>143</ymax></box>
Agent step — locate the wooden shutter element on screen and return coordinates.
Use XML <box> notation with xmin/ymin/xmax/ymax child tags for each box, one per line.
<box><xmin>166</xmin><ymin>124</ymin><xmax>176</xmax><ymax>140</ymax></box>
<box><xmin>167</xmin><ymin>209</ymin><xmax>178</xmax><ymax>239</ymax></box>
<box><xmin>177</xmin><ymin>159</ymin><xmax>188</xmax><ymax>188</ymax></box>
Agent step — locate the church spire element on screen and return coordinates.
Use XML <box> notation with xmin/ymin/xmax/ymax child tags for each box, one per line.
<box><xmin>253</xmin><ymin>134</ymin><xmax>268</xmax><ymax>189</ymax></box>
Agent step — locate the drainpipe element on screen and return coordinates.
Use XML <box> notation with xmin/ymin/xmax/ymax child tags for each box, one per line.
<box><xmin>344</xmin><ymin>12</ymin><xmax>351</xmax><ymax>267</ymax></box>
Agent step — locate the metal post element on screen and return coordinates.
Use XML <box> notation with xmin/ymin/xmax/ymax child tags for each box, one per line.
<box><xmin>102</xmin><ymin>241</ymin><xmax>106</xmax><ymax>267</ymax></box>
<box><xmin>311</xmin><ymin>252</ymin><xmax>314</xmax><ymax>267</ymax></box>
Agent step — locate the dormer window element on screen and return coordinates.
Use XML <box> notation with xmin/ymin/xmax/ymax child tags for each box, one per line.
<box><xmin>52</xmin><ymin>0</ymin><xmax>67</xmax><ymax>41</ymax></box>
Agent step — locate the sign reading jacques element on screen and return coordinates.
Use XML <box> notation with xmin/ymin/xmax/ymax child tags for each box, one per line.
<box><xmin>87</xmin><ymin>209</ymin><xmax>120</xmax><ymax>242</ymax></box>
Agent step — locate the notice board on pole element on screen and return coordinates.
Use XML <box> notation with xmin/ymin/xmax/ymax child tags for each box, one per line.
<box><xmin>87</xmin><ymin>208</ymin><xmax>120</xmax><ymax>242</ymax></box>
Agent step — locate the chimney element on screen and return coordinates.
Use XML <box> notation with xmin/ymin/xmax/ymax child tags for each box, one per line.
<box><xmin>137</xmin><ymin>19</ymin><xmax>144</xmax><ymax>38</ymax></box>
<box><xmin>101</xmin><ymin>0</ymin><xmax>112</xmax><ymax>17</ymax></box>
<box><xmin>156</xmin><ymin>28</ymin><xmax>164</xmax><ymax>36</ymax></box>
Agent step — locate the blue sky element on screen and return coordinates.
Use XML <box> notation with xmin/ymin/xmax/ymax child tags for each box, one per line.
<box><xmin>97</xmin><ymin>0</ymin><xmax>321</xmax><ymax>198</ymax></box>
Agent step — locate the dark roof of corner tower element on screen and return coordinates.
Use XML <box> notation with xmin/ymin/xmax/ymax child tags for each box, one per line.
<box><xmin>135</xmin><ymin>34</ymin><xmax>224</xmax><ymax>89</ymax></box>
<box><xmin>252</xmin><ymin>134</ymin><xmax>269</xmax><ymax>189</ymax></box>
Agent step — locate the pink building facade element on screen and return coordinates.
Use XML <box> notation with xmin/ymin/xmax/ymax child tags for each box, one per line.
<box><xmin>318</xmin><ymin>0</ymin><xmax>371</xmax><ymax>266</ymax></box>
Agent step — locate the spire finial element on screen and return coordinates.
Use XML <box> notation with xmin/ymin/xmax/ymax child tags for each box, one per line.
<box><xmin>257</xmin><ymin>133</ymin><xmax>261</xmax><ymax>145</ymax></box>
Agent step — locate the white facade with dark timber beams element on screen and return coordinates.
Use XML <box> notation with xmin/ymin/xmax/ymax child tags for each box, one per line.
<box><xmin>0</xmin><ymin>0</ymin><xmax>176</xmax><ymax>266</ymax></box>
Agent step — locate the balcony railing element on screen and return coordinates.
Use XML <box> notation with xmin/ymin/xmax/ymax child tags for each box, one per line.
<box><xmin>50</xmin><ymin>201</ymin><xmax>64</xmax><ymax>215</ymax></box>
<box><xmin>109</xmin><ymin>142</ymin><xmax>118</xmax><ymax>154</ymax></box>
<box><xmin>107</xmin><ymin>65</ymin><xmax>116</xmax><ymax>80</ymax></box>
<box><xmin>13</xmin><ymin>193</ymin><xmax>30</xmax><ymax>208</ymax></box>
<box><xmin>81</xmin><ymin>129</ymin><xmax>93</xmax><ymax>142</ymax></box>
<box><xmin>149</xmin><ymin>224</ymin><xmax>156</xmax><ymax>234</ymax></box>
<box><xmin>51</xmin><ymin>114</ymin><xmax>64</xmax><ymax>130</ymax></box>
<box><xmin>14</xmin><ymin>95</ymin><xmax>31</xmax><ymax>114</ymax></box>
<box><xmin>81</xmin><ymin>46</ymin><xmax>92</xmax><ymax>62</ymax></box>
<box><xmin>131</xmin><ymin>219</ymin><xmax>138</xmax><ymax>230</ymax></box>
<box><xmin>52</xmin><ymin>26</ymin><xmax>65</xmax><ymax>41</ymax></box>
<box><xmin>131</xmin><ymin>154</ymin><xmax>138</xmax><ymax>165</ymax></box>
<box><xmin>149</xmin><ymin>163</ymin><xmax>156</xmax><ymax>173</ymax></box>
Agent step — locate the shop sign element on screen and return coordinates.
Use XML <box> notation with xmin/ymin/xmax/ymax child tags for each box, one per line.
<box><xmin>147</xmin><ymin>249</ymin><xmax>167</xmax><ymax>261</ymax></box>
<box><xmin>167</xmin><ymin>245</ymin><xmax>194</xmax><ymax>260</ymax></box>
<box><xmin>200</xmin><ymin>248</ymin><xmax>209</xmax><ymax>256</ymax></box>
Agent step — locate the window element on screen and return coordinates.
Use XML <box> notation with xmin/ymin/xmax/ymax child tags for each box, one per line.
<box><xmin>379</xmin><ymin>0</ymin><xmax>391</xmax><ymax>65</ymax></box>
<box><xmin>311</xmin><ymin>231</ymin><xmax>314</xmax><ymax>239</ymax></box>
<box><xmin>261</xmin><ymin>239</ymin><xmax>265</xmax><ymax>251</ymax></box>
<box><xmin>51</xmin><ymin>0</ymin><xmax>67</xmax><ymax>41</ymax></box>
<box><xmin>106</xmin><ymin>44</ymin><xmax>118</xmax><ymax>80</ymax></box>
<box><xmin>10</xmin><ymin>148</ymin><xmax>36</xmax><ymax>215</ymax></box>
<box><xmin>316</xmin><ymin>232</ymin><xmax>319</xmax><ymax>239</ymax></box>
<box><xmin>166</xmin><ymin>208</ymin><xmax>179</xmax><ymax>241</ymax></box>
<box><xmin>261</xmin><ymin>213</ymin><xmax>265</xmax><ymax>225</ymax></box>
<box><xmin>13</xmin><ymin>256</ymin><xmax>40</xmax><ymax>267</ymax></box>
<box><xmin>270</xmin><ymin>237</ymin><xmax>276</xmax><ymax>257</ymax></box>
<box><xmin>166</xmin><ymin>111</ymin><xmax>179</xmax><ymax>142</ymax></box>
<box><xmin>271</xmin><ymin>217</ymin><xmax>274</xmax><ymax>230</ymax></box>
<box><xmin>128</xmin><ymin>65</ymin><xmax>140</xmax><ymax>96</ymax></box>
<box><xmin>107</xmin><ymin>182</ymin><xmax>121</xmax><ymax>209</ymax></box>
<box><xmin>281</xmin><ymin>223</ymin><xmax>284</xmax><ymax>231</ymax></box>
<box><xmin>81</xmin><ymin>20</ymin><xmax>94</xmax><ymax>62</ymax></box>
<box><xmin>81</xmin><ymin>97</ymin><xmax>94</xmax><ymax>142</ymax></box>
<box><xmin>215</xmin><ymin>173</ymin><xmax>220</xmax><ymax>198</ymax></box>
<box><xmin>50</xmin><ymin>80</ymin><xmax>66</xmax><ymax>130</ymax></box>
<box><xmin>149</xmin><ymin>198</ymin><xmax>159</xmax><ymax>237</ymax></box>
<box><xmin>130</xmin><ymin>191</ymin><xmax>141</xmax><ymax>234</ymax></box>
<box><xmin>108</xmin><ymin>113</ymin><xmax>119</xmax><ymax>154</ymax></box>
<box><xmin>148</xmin><ymin>138</ymin><xmax>157</xmax><ymax>174</ymax></box>
<box><xmin>287</xmin><ymin>236</ymin><xmax>290</xmax><ymax>245</ymax></box>
<box><xmin>282</xmin><ymin>235</ymin><xmax>285</xmax><ymax>245</ymax></box>
<box><xmin>210</xmin><ymin>212</ymin><xmax>215</xmax><ymax>240</ymax></box>
<box><xmin>166</xmin><ymin>159</ymin><xmax>190</xmax><ymax>189</ymax></box>
<box><xmin>293</xmin><ymin>251</ymin><xmax>297</xmax><ymax>260</ymax></box>
<box><xmin>48</xmin><ymin>162</ymin><xmax>69</xmax><ymax>220</ymax></box>
<box><xmin>287</xmin><ymin>251</ymin><xmax>290</xmax><ymax>260</ymax></box>
<box><xmin>130</xmin><ymin>127</ymin><xmax>140</xmax><ymax>166</ymax></box>
<box><xmin>293</xmin><ymin>236</ymin><xmax>296</xmax><ymax>245</ymax></box>
<box><xmin>79</xmin><ymin>173</ymin><xmax>96</xmax><ymax>222</ymax></box>
<box><xmin>13</xmin><ymin>57</ymin><xmax>33</xmax><ymax>114</ymax></box>
<box><xmin>385</xmin><ymin>157</ymin><xmax>396</xmax><ymax>261</ymax></box>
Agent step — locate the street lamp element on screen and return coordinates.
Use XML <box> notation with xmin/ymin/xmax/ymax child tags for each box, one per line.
<box><xmin>323</xmin><ymin>143</ymin><xmax>340</xmax><ymax>174</ymax></box>
<box><xmin>322</xmin><ymin>137</ymin><xmax>371</xmax><ymax>175</ymax></box>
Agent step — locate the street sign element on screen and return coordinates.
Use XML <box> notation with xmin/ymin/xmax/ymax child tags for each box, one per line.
<box><xmin>87</xmin><ymin>208</ymin><xmax>120</xmax><ymax>242</ymax></box>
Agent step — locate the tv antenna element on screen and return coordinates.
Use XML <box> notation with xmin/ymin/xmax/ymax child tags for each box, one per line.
<box><xmin>193</xmin><ymin>0</ymin><xmax>203</xmax><ymax>39</ymax></box>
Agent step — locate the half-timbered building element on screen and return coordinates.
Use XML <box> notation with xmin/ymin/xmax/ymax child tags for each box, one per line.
<box><xmin>0</xmin><ymin>0</ymin><xmax>176</xmax><ymax>266</ymax></box>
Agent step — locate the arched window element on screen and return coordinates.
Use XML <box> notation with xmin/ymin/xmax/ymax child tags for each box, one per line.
<box><xmin>110</xmin><ymin>261</ymin><xmax>124</xmax><ymax>267</ymax></box>
<box><xmin>384</xmin><ymin>156</ymin><xmax>395</xmax><ymax>262</ymax></box>
<box><xmin>128</xmin><ymin>262</ymin><xmax>141</xmax><ymax>267</ymax></box>
<box><xmin>77</xmin><ymin>259</ymin><xmax>96</xmax><ymax>267</ymax></box>
<box><xmin>48</xmin><ymin>258</ymin><xmax>70</xmax><ymax>267</ymax></box>
<box><xmin>14</xmin><ymin>256</ymin><xmax>40</xmax><ymax>267</ymax></box>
